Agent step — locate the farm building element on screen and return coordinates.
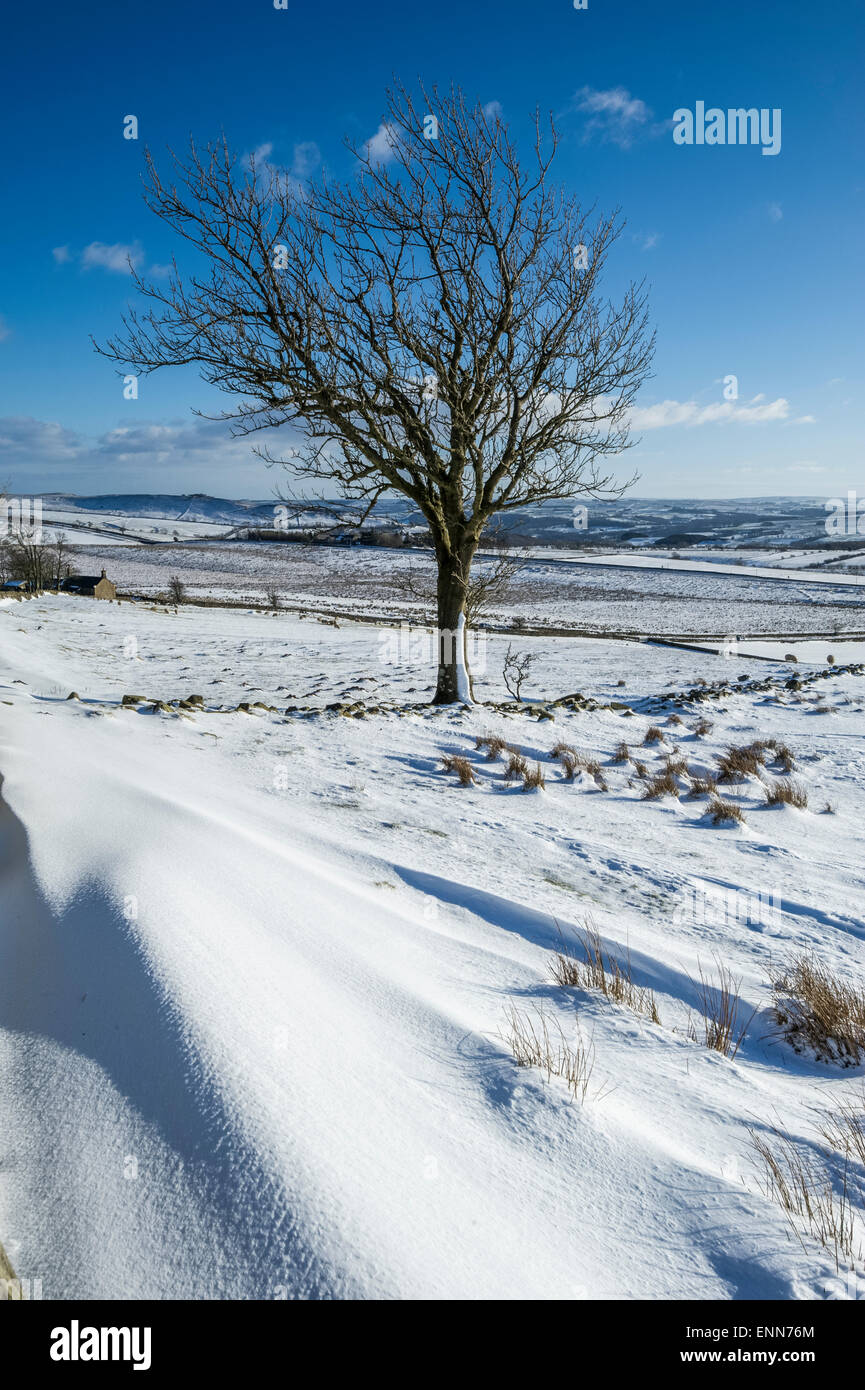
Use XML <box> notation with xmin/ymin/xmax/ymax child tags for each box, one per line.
<box><xmin>62</xmin><ymin>569</ymin><xmax>117</xmax><ymax>599</ymax></box>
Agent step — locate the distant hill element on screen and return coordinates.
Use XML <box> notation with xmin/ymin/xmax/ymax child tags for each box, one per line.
<box><xmin>36</xmin><ymin>492</ymin><xmax>836</xmax><ymax>550</ymax></box>
<box><xmin>39</xmin><ymin>493</ymin><xmax>288</xmax><ymax>527</ymax></box>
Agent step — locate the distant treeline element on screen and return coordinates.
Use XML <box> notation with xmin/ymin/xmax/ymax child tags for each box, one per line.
<box><xmin>243</xmin><ymin>525</ymin><xmax>422</xmax><ymax>548</ymax></box>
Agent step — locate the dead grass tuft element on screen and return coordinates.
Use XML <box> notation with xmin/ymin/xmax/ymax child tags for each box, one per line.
<box><xmin>773</xmin><ymin>954</ymin><xmax>865</xmax><ymax>1065</ymax></box>
<box><xmin>687</xmin><ymin>958</ymin><xmax>756</xmax><ymax>1059</ymax></box>
<box><xmin>503</xmin><ymin>752</ymin><xmax>528</xmax><ymax>783</ymax></box>
<box><xmin>441</xmin><ymin>754</ymin><xmax>480</xmax><ymax>786</ymax></box>
<box><xmin>687</xmin><ymin>774</ymin><xmax>718</xmax><ymax>798</ymax></box>
<box><xmin>475</xmin><ymin>733</ymin><xmax>520</xmax><ymax>761</ymax></box>
<box><xmin>641</xmin><ymin>769</ymin><xmax>681</xmax><ymax>800</ymax></box>
<box><xmin>550</xmin><ymin>924</ymin><xmax>660</xmax><ymax>1024</ymax></box>
<box><xmin>502</xmin><ymin>1005</ymin><xmax>600</xmax><ymax>1103</ymax></box>
<box><xmin>663</xmin><ymin>753</ymin><xmax>691</xmax><ymax>779</ymax></box>
<box><xmin>764</xmin><ymin>779</ymin><xmax>808</xmax><ymax>809</ymax></box>
<box><xmin>716</xmin><ymin>743</ymin><xmax>766</xmax><ymax>782</ymax></box>
<box><xmin>706</xmin><ymin>796</ymin><xmax>747</xmax><ymax>825</ymax></box>
<box><xmin>750</xmin><ymin>1122</ymin><xmax>863</xmax><ymax>1271</ymax></box>
<box><xmin>643</xmin><ymin>725</ymin><xmax>665</xmax><ymax>745</ymax></box>
<box><xmin>612</xmin><ymin>740</ymin><xmax>631</xmax><ymax>764</ymax></box>
<box><xmin>550</xmin><ymin>742</ymin><xmax>607</xmax><ymax>789</ymax></box>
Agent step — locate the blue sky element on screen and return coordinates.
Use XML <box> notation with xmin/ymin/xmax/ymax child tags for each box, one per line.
<box><xmin>0</xmin><ymin>0</ymin><xmax>862</xmax><ymax>500</ymax></box>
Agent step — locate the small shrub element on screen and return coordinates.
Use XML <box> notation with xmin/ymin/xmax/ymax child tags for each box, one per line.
<box><xmin>687</xmin><ymin>774</ymin><xmax>718</xmax><ymax>798</ymax></box>
<box><xmin>666</xmin><ymin>713</ymin><xmax>683</xmax><ymax>726</ymax></box>
<box><xmin>441</xmin><ymin>754</ymin><xmax>480</xmax><ymax>786</ymax></box>
<box><xmin>764</xmin><ymin>779</ymin><xmax>808</xmax><ymax>809</ymax></box>
<box><xmin>706</xmin><ymin>797</ymin><xmax>746</xmax><ymax>825</ymax></box>
<box><xmin>633</xmin><ymin>760</ymin><xmax>648</xmax><ymax>778</ymax></box>
<box><xmin>612</xmin><ymin>740</ymin><xmax>630</xmax><ymax>764</ymax></box>
<box><xmin>692</xmin><ymin>717</ymin><xmax>713</xmax><ymax>737</ymax></box>
<box><xmin>502</xmin><ymin>644</ymin><xmax>536</xmax><ymax>701</ymax></box>
<box><xmin>643</xmin><ymin>725</ymin><xmax>665</xmax><ymax>745</ymax></box>
<box><xmin>773</xmin><ymin>954</ymin><xmax>865</xmax><ymax>1065</ymax></box>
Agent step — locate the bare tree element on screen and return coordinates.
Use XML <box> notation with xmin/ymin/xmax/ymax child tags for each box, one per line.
<box><xmin>464</xmin><ymin>546</ymin><xmax>530</xmax><ymax>629</ymax></box>
<box><xmin>502</xmin><ymin>644</ymin><xmax>536</xmax><ymax>702</ymax></box>
<box><xmin>167</xmin><ymin>575</ymin><xmax>186</xmax><ymax>605</ymax></box>
<box><xmin>97</xmin><ymin>81</ymin><xmax>653</xmax><ymax>702</ymax></box>
<box><xmin>4</xmin><ymin>530</ymin><xmax>66</xmax><ymax>592</ymax></box>
<box><xmin>50</xmin><ymin>530</ymin><xmax>71</xmax><ymax>591</ymax></box>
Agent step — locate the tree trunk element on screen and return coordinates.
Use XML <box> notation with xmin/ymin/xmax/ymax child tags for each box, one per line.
<box><xmin>433</xmin><ymin>550</ymin><xmax>473</xmax><ymax>704</ymax></box>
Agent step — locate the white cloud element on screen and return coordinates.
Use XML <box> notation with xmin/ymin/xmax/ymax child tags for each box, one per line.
<box><xmin>0</xmin><ymin>416</ymin><xmax>82</xmax><ymax>460</ymax></box>
<box><xmin>767</xmin><ymin>202</ymin><xmax>783</xmax><ymax>222</ymax></box>
<box><xmin>364</xmin><ymin>122</ymin><xmax>400</xmax><ymax>165</ymax></box>
<box><xmin>291</xmin><ymin>141</ymin><xmax>321</xmax><ymax>178</ymax></box>
<box><xmin>243</xmin><ymin>139</ymin><xmax>321</xmax><ymax>195</ymax></box>
<box><xmin>792</xmin><ymin>414</ymin><xmax>816</xmax><ymax>424</ymax></box>
<box><xmin>81</xmin><ymin>241</ymin><xmax>145</xmax><ymax>274</ymax></box>
<box><xmin>574</xmin><ymin>86</ymin><xmax>660</xmax><ymax>148</ymax></box>
<box><xmin>246</xmin><ymin>142</ymin><xmax>273</xmax><ymax>169</ymax></box>
<box><xmin>629</xmin><ymin>396</ymin><xmax>791</xmax><ymax>429</ymax></box>
<box><xmin>0</xmin><ymin>415</ymin><xmax>307</xmax><ymax>486</ymax></box>
<box><xmin>0</xmin><ymin>315</ymin><xmax>10</xmax><ymax>342</ymax></box>
<box><xmin>482</xmin><ymin>100</ymin><xmax>503</xmax><ymax>121</ymax></box>
<box><xmin>52</xmin><ymin>245</ymin><xmax>71</xmax><ymax>264</ymax></box>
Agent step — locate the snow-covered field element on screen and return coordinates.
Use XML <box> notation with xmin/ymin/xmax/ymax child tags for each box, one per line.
<box><xmin>59</xmin><ymin>539</ymin><xmax>865</xmax><ymax>639</ymax></box>
<box><xmin>2</xmin><ymin>591</ymin><xmax>864</xmax><ymax>1300</ymax></box>
<box><xmin>522</xmin><ymin>547</ymin><xmax>865</xmax><ymax>586</ymax></box>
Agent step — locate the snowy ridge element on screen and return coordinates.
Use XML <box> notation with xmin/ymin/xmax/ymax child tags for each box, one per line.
<box><xmin>1</xmin><ymin>596</ymin><xmax>863</xmax><ymax>1298</ymax></box>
